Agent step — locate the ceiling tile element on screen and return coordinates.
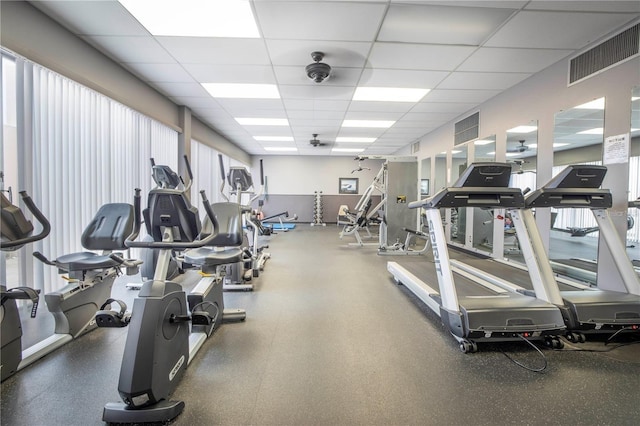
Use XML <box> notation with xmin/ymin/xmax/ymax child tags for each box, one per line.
<box><xmin>525</xmin><ymin>1</ymin><xmax>640</xmax><ymax>13</ymax></box>
<box><xmin>255</xmin><ymin>1</ymin><xmax>387</xmax><ymax>42</ymax></box>
<box><xmin>397</xmin><ymin>1</ymin><xmax>527</xmax><ymax>8</ymax></box>
<box><xmin>359</xmin><ymin>68</ymin><xmax>449</xmax><ymax>88</ymax></box>
<box><xmin>344</xmin><ymin>111</ymin><xmax>406</xmax><ymax>121</ymax></box>
<box><xmin>279</xmin><ymin>85</ymin><xmax>355</xmax><ymax>100</ymax></box>
<box><xmin>457</xmin><ymin>47</ymin><xmax>573</xmax><ymax>73</ymax></box>
<box><xmin>183</xmin><ymin>64</ymin><xmax>277</xmax><ymax>84</ymax></box>
<box><xmin>286</xmin><ymin>110</ymin><xmax>347</xmax><ymax>120</ymax></box>
<box><xmin>348</xmin><ymin>101</ymin><xmax>416</xmax><ymax>113</ymax></box>
<box><xmin>122</xmin><ymin>63</ymin><xmax>195</xmax><ymax>83</ymax></box>
<box><xmin>265</xmin><ymin>40</ymin><xmax>371</xmax><ymax>67</ymax></box>
<box><xmin>410</xmin><ymin>102</ymin><xmax>477</xmax><ymax>114</ymax></box>
<box><xmin>81</xmin><ymin>36</ymin><xmax>175</xmax><ymax>63</ymax></box>
<box><xmin>437</xmin><ymin>72</ymin><xmax>531</xmax><ymax>90</ymax></box>
<box><xmin>368</xmin><ymin>43</ymin><xmax>477</xmax><ymax>70</ymax></box>
<box><xmin>283</xmin><ymin>99</ymin><xmax>351</xmax><ymax>111</ymax></box>
<box><xmin>157</xmin><ymin>37</ymin><xmax>271</xmax><ymax>64</ymax></box>
<box><xmin>378</xmin><ymin>3</ymin><xmax>515</xmax><ymax>45</ymax></box>
<box><xmin>423</xmin><ymin>89</ymin><xmax>501</xmax><ymax>103</ymax></box>
<box><xmin>215</xmin><ymin>99</ymin><xmax>285</xmax><ymax>112</ymax></box>
<box><xmin>485</xmin><ymin>11</ymin><xmax>636</xmax><ymax>49</ymax></box>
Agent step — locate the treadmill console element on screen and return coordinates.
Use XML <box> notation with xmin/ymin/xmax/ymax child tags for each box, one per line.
<box><xmin>525</xmin><ymin>164</ymin><xmax>612</xmax><ymax>209</ymax></box>
<box><xmin>409</xmin><ymin>163</ymin><xmax>524</xmax><ymax>210</ymax></box>
<box><xmin>543</xmin><ymin>164</ymin><xmax>606</xmax><ymax>189</ymax></box>
<box><xmin>453</xmin><ymin>162</ymin><xmax>513</xmax><ymax>188</ymax></box>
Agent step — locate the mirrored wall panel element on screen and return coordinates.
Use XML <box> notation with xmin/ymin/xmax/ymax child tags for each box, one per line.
<box><xmin>471</xmin><ymin>136</ymin><xmax>496</xmax><ymax>252</ymax></box>
<box><xmin>628</xmin><ymin>87</ymin><xmax>640</xmax><ymax>266</ymax></box>
<box><xmin>450</xmin><ymin>145</ymin><xmax>468</xmax><ymax>245</ymax></box>
<box><xmin>550</xmin><ymin>98</ymin><xmax>605</xmax><ymax>284</ymax></box>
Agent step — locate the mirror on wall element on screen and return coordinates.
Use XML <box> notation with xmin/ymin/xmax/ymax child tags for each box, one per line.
<box><xmin>471</xmin><ymin>136</ymin><xmax>496</xmax><ymax>252</ymax></box>
<box><xmin>434</xmin><ymin>152</ymin><xmax>447</xmax><ymax>195</ymax></box>
<box><xmin>504</xmin><ymin>121</ymin><xmax>538</xmax><ymax>261</ymax></box>
<box><xmin>550</xmin><ymin>98</ymin><xmax>605</xmax><ymax>283</ymax></box>
<box><xmin>420</xmin><ymin>157</ymin><xmax>431</xmax><ymax>198</ymax></box>
<box><xmin>628</xmin><ymin>87</ymin><xmax>640</xmax><ymax>266</ymax></box>
<box><xmin>450</xmin><ymin>145</ymin><xmax>468</xmax><ymax>245</ymax></box>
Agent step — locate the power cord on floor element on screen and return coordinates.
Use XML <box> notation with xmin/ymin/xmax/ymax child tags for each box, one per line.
<box><xmin>499</xmin><ymin>334</ymin><xmax>548</xmax><ymax>373</ymax></box>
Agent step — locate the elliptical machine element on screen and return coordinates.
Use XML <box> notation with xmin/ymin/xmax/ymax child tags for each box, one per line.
<box><xmin>217</xmin><ymin>155</ymin><xmax>270</xmax><ymax>290</ymax></box>
<box><xmin>97</xmin><ymin>159</ymin><xmax>246</xmax><ymax>424</ymax></box>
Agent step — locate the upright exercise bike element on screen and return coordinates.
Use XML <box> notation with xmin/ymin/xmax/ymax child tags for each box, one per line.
<box><xmin>97</xmin><ymin>164</ymin><xmax>246</xmax><ymax>424</ymax></box>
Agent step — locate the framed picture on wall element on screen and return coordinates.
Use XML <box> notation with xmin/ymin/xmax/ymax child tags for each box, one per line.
<box><xmin>420</xmin><ymin>179</ymin><xmax>430</xmax><ymax>196</ymax></box>
<box><xmin>339</xmin><ymin>177</ymin><xmax>359</xmax><ymax>194</ymax></box>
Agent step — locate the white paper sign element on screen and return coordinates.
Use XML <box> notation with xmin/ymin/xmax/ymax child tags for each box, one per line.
<box><xmin>603</xmin><ymin>133</ymin><xmax>629</xmax><ymax>165</ymax></box>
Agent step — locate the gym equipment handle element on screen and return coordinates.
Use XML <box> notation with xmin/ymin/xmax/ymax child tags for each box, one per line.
<box><xmin>1</xmin><ymin>191</ymin><xmax>51</xmax><ymax>249</ymax></box>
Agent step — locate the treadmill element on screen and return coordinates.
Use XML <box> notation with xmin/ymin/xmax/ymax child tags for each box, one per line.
<box><xmin>519</xmin><ymin>165</ymin><xmax>640</xmax><ymax>338</ymax></box>
<box><xmin>388</xmin><ymin>163</ymin><xmax>566</xmax><ymax>353</ymax></box>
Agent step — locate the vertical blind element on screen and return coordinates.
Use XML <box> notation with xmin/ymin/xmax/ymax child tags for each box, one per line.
<box><xmin>31</xmin><ymin>64</ymin><xmax>178</xmax><ymax>292</ymax></box>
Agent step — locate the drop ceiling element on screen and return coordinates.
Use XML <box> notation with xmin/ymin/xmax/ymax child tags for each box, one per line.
<box><xmin>29</xmin><ymin>1</ymin><xmax>640</xmax><ymax>156</ymax></box>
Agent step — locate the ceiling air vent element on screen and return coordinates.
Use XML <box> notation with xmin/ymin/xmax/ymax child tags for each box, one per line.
<box><xmin>454</xmin><ymin>112</ymin><xmax>479</xmax><ymax>146</ymax></box>
<box><xmin>412</xmin><ymin>141</ymin><xmax>420</xmax><ymax>154</ymax></box>
<box><xmin>569</xmin><ymin>23</ymin><xmax>639</xmax><ymax>85</ymax></box>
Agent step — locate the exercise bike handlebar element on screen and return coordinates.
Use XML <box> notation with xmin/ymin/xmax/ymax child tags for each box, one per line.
<box><xmin>218</xmin><ymin>154</ymin><xmax>229</xmax><ymax>202</ymax></box>
<box><xmin>124</xmin><ymin>189</ymin><xmax>221</xmax><ymax>250</ymax></box>
<box><xmin>1</xmin><ymin>191</ymin><xmax>51</xmax><ymax>250</ymax></box>
<box><xmin>249</xmin><ymin>159</ymin><xmax>264</xmax><ymax>203</ymax></box>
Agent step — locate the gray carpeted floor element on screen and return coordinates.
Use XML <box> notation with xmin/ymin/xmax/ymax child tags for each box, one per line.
<box><xmin>1</xmin><ymin>225</ymin><xmax>639</xmax><ymax>425</ymax></box>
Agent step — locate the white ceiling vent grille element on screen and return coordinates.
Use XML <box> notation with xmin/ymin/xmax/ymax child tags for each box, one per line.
<box><xmin>412</xmin><ymin>141</ymin><xmax>420</xmax><ymax>154</ymax></box>
<box><xmin>569</xmin><ymin>23</ymin><xmax>639</xmax><ymax>85</ymax></box>
<box><xmin>454</xmin><ymin>112</ymin><xmax>479</xmax><ymax>146</ymax></box>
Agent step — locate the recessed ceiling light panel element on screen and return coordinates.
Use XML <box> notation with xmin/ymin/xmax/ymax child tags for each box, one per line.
<box><xmin>335</xmin><ymin>137</ymin><xmax>377</xmax><ymax>143</ymax></box>
<box><xmin>254</xmin><ymin>136</ymin><xmax>294</xmax><ymax>142</ymax></box>
<box><xmin>506</xmin><ymin>125</ymin><xmax>538</xmax><ymax>133</ymax></box>
<box><xmin>119</xmin><ymin>0</ymin><xmax>259</xmax><ymax>38</ymax></box>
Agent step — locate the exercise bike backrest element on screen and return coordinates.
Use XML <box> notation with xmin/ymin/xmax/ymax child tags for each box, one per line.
<box><xmin>1</xmin><ymin>191</ymin><xmax>50</xmax><ymax>251</ymax></box>
<box><xmin>199</xmin><ymin>202</ymin><xmax>245</xmax><ymax>247</ymax></box>
<box><xmin>126</xmin><ymin>188</ymin><xmax>223</xmax><ymax>251</ymax></box>
<box><xmin>143</xmin><ymin>156</ymin><xmax>196</xmax><ymax>240</ymax></box>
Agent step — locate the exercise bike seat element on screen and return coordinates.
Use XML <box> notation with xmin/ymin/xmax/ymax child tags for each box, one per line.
<box><xmin>184</xmin><ymin>246</ymin><xmax>244</xmax><ymax>268</ymax></box>
<box><xmin>49</xmin><ymin>251</ymin><xmax>124</xmax><ymax>272</ymax></box>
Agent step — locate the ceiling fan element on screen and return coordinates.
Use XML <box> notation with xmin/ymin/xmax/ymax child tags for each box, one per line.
<box><xmin>309</xmin><ymin>134</ymin><xmax>329</xmax><ymax>147</ymax></box>
<box><xmin>507</xmin><ymin>140</ymin><xmax>530</xmax><ymax>153</ymax></box>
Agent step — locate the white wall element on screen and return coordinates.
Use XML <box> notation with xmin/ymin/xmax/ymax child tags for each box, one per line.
<box><xmin>251</xmin><ymin>156</ymin><xmax>385</xmax><ymax>195</ymax></box>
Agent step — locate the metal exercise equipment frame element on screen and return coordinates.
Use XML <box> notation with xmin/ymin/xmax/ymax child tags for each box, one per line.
<box><xmin>340</xmin><ymin>155</ymin><xmax>426</xmax><ymax>255</ymax></box>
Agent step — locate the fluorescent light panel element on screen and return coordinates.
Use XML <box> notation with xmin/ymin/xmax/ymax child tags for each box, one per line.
<box><xmin>353</xmin><ymin>87</ymin><xmax>430</xmax><ymax>102</ymax></box>
<box><xmin>507</xmin><ymin>125</ymin><xmax>538</xmax><ymax>133</ymax></box>
<box><xmin>254</xmin><ymin>136</ymin><xmax>294</xmax><ymax>142</ymax></box>
<box><xmin>118</xmin><ymin>0</ymin><xmax>259</xmax><ymax>38</ymax></box>
<box><xmin>342</xmin><ymin>120</ymin><xmax>395</xmax><ymax>128</ymax></box>
<box><xmin>235</xmin><ymin>118</ymin><xmax>289</xmax><ymax>126</ymax></box>
<box><xmin>203</xmin><ymin>83</ymin><xmax>280</xmax><ymax>99</ymax></box>
<box><xmin>335</xmin><ymin>137</ymin><xmax>377</xmax><ymax>143</ymax></box>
